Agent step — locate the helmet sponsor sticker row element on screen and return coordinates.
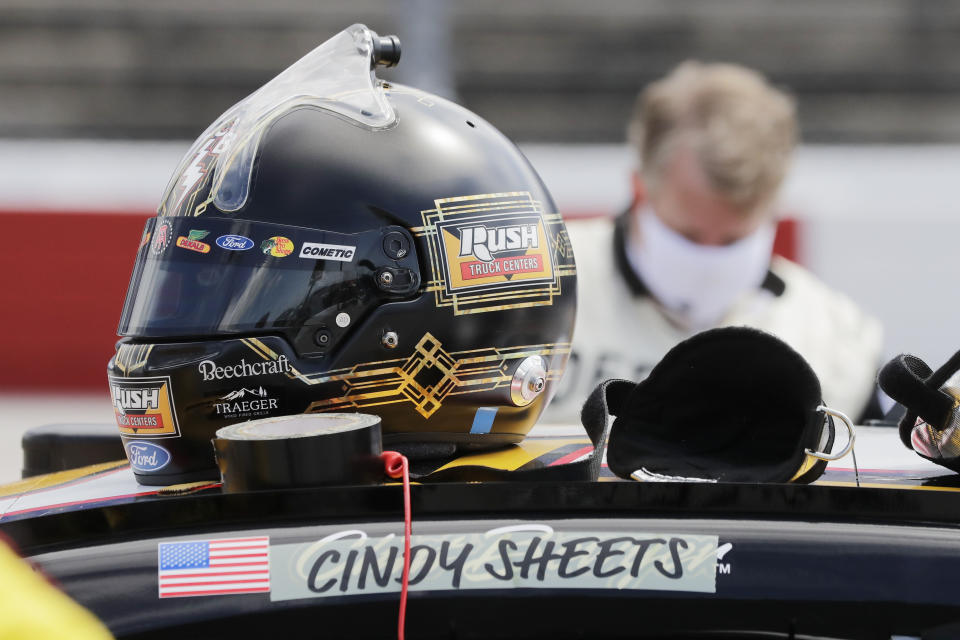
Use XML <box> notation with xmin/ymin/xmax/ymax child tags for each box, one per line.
<box><xmin>150</xmin><ymin>225</ymin><xmax>356</xmax><ymax>263</ymax></box>
<box><xmin>108</xmin><ymin>375</ymin><xmax>181</xmax><ymax>438</ymax></box>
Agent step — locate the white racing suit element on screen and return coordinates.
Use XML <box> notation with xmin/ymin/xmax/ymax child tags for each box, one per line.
<box><xmin>543</xmin><ymin>216</ymin><xmax>884</xmax><ymax>424</ymax></box>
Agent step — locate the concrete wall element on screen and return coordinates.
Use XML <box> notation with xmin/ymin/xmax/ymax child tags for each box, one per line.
<box><xmin>3</xmin><ymin>1</ymin><xmax>960</xmax><ymax>142</ymax></box>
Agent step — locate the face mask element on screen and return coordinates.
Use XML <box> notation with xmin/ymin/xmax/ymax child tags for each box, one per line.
<box><xmin>626</xmin><ymin>207</ymin><xmax>776</xmax><ymax>330</ymax></box>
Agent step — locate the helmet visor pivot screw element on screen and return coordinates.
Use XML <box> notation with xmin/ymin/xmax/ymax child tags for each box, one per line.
<box><xmin>382</xmin><ymin>232</ymin><xmax>410</xmax><ymax>259</ymax></box>
<box><xmin>382</xmin><ymin>331</ymin><xmax>399</xmax><ymax>349</ymax></box>
<box><xmin>314</xmin><ymin>329</ymin><xmax>332</xmax><ymax>347</ymax></box>
<box><xmin>510</xmin><ymin>356</ymin><xmax>548</xmax><ymax>407</ymax></box>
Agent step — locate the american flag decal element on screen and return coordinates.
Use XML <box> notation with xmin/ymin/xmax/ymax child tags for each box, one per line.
<box><xmin>157</xmin><ymin>536</ymin><xmax>270</xmax><ymax>598</ymax></box>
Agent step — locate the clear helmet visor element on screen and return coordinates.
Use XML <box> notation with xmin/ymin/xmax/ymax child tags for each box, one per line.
<box><xmin>118</xmin><ymin>216</ymin><xmax>419</xmax><ymax>341</ymax></box>
<box><xmin>158</xmin><ymin>24</ymin><xmax>397</xmax><ymax>218</ymax></box>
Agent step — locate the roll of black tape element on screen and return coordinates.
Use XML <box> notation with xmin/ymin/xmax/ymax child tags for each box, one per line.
<box><xmin>213</xmin><ymin>413</ymin><xmax>383</xmax><ymax>492</ymax></box>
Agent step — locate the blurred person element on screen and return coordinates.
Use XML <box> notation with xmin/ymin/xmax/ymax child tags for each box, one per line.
<box><xmin>546</xmin><ymin>61</ymin><xmax>883</xmax><ymax>423</ymax></box>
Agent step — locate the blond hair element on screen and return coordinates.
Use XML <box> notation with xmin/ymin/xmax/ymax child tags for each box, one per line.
<box><xmin>628</xmin><ymin>61</ymin><xmax>797</xmax><ymax>212</ymax></box>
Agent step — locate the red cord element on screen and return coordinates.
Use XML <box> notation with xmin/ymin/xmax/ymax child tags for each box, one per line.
<box><xmin>381</xmin><ymin>451</ymin><xmax>411</xmax><ymax>640</ymax></box>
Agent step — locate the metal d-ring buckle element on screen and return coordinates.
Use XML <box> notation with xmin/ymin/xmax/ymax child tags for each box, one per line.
<box><xmin>805</xmin><ymin>405</ymin><xmax>856</xmax><ymax>461</ymax></box>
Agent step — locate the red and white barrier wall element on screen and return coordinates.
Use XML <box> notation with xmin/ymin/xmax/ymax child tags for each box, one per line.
<box><xmin>2</xmin><ymin>141</ymin><xmax>958</xmax><ymax>391</ymax></box>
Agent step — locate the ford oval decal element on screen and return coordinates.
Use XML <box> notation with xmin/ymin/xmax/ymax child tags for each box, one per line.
<box><xmin>216</xmin><ymin>235</ymin><xmax>255</xmax><ymax>251</ymax></box>
<box><xmin>125</xmin><ymin>441</ymin><xmax>172</xmax><ymax>472</ymax></box>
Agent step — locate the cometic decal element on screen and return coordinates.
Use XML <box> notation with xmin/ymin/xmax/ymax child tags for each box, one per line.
<box><xmin>216</xmin><ymin>234</ymin><xmax>255</xmax><ymax>251</ymax></box>
<box><xmin>125</xmin><ymin>441</ymin><xmax>172</xmax><ymax>472</ymax></box>
<box><xmin>108</xmin><ymin>375</ymin><xmax>181</xmax><ymax>438</ymax></box>
<box><xmin>299</xmin><ymin>242</ymin><xmax>356</xmax><ymax>262</ymax></box>
<box><xmin>269</xmin><ymin>527</ymin><xmax>718</xmax><ymax>601</ymax></box>
<box><xmin>261</xmin><ymin>236</ymin><xmax>294</xmax><ymax>257</ymax></box>
<box><xmin>176</xmin><ymin>229</ymin><xmax>211</xmax><ymax>254</ymax></box>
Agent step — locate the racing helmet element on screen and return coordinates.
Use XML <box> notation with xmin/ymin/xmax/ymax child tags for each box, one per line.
<box><xmin>107</xmin><ymin>25</ymin><xmax>578</xmax><ymax>485</ymax></box>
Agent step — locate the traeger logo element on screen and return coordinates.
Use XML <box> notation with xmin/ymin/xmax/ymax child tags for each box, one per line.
<box><xmin>107</xmin><ymin>375</ymin><xmax>181</xmax><ymax>438</ymax></box>
<box><xmin>213</xmin><ymin>385</ymin><xmax>279</xmax><ymax>418</ymax></box>
<box><xmin>459</xmin><ymin>224</ymin><xmax>538</xmax><ymax>262</ymax></box>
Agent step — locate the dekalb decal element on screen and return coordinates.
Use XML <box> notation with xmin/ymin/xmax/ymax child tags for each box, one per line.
<box><xmin>108</xmin><ymin>375</ymin><xmax>181</xmax><ymax>437</ymax></box>
<box><xmin>176</xmin><ymin>229</ymin><xmax>211</xmax><ymax>254</ymax></box>
<box><xmin>299</xmin><ymin>242</ymin><xmax>356</xmax><ymax>262</ymax></box>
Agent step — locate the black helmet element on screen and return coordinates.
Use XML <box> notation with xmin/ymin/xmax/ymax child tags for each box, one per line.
<box><xmin>107</xmin><ymin>24</ymin><xmax>577</xmax><ymax>485</ymax></box>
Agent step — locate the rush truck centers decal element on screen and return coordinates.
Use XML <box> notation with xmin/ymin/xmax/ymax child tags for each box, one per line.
<box><xmin>438</xmin><ymin>214</ymin><xmax>554</xmax><ymax>293</ymax></box>
<box><xmin>108</xmin><ymin>375</ymin><xmax>181</xmax><ymax>438</ymax></box>
<box><xmin>415</xmin><ymin>192</ymin><xmax>575</xmax><ymax>315</ymax></box>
